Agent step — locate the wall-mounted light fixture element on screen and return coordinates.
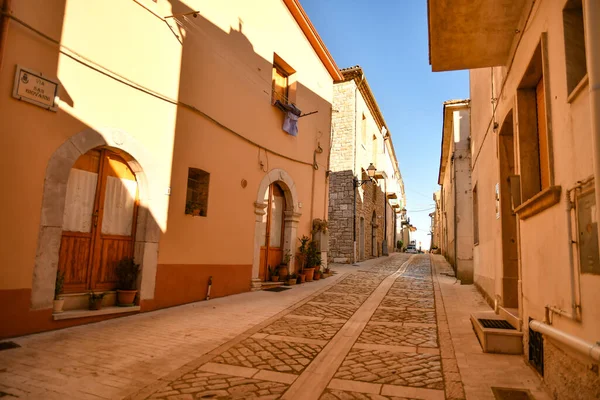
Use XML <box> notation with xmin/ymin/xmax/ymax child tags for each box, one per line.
<box><xmin>353</xmin><ymin>163</ymin><xmax>377</xmax><ymax>187</ymax></box>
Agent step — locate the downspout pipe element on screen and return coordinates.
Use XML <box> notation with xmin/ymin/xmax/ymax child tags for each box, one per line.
<box><xmin>530</xmin><ymin>320</ymin><xmax>600</xmax><ymax>362</ymax></box>
<box><xmin>583</xmin><ymin>0</ymin><xmax>600</xmax><ymax>259</ymax></box>
<box><xmin>352</xmin><ymin>73</ymin><xmax>365</xmax><ymax>263</ymax></box>
<box><xmin>0</xmin><ymin>0</ymin><xmax>12</xmax><ymax>74</ymax></box>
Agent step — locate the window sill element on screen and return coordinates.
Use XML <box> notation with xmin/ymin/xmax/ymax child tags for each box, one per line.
<box><xmin>514</xmin><ymin>185</ymin><xmax>561</xmax><ymax>220</ymax></box>
<box><xmin>567</xmin><ymin>74</ymin><xmax>588</xmax><ymax>103</ymax></box>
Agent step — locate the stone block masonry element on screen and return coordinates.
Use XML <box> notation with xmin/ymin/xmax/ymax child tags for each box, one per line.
<box><xmin>328</xmin><ymin>170</ymin><xmax>355</xmax><ymax>261</ymax></box>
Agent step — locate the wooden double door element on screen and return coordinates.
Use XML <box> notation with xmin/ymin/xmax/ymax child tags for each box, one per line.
<box><xmin>58</xmin><ymin>148</ymin><xmax>139</xmax><ymax>293</ymax></box>
<box><xmin>259</xmin><ymin>183</ymin><xmax>286</xmax><ymax>281</ymax></box>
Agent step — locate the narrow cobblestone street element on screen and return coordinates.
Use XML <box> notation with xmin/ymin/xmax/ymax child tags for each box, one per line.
<box><xmin>0</xmin><ymin>254</ymin><xmax>550</xmax><ymax>400</ymax></box>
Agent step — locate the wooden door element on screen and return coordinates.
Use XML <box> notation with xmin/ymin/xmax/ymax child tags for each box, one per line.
<box><xmin>372</xmin><ymin>212</ymin><xmax>377</xmax><ymax>256</ymax></box>
<box><xmin>58</xmin><ymin>149</ymin><xmax>138</xmax><ymax>293</ymax></box>
<box><xmin>259</xmin><ymin>184</ymin><xmax>285</xmax><ymax>281</ymax></box>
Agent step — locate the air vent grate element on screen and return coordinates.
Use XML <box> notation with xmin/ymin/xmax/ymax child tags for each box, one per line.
<box><xmin>264</xmin><ymin>287</ymin><xmax>291</xmax><ymax>292</ymax></box>
<box><xmin>478</xmin><ymin>319</ymin><xmax>516</xmax><ymax>330</ymax></box>
<box><xmin>491</xmin><ymin>387</ymin><xmax>533</xmax><ymax>400</ymax></box>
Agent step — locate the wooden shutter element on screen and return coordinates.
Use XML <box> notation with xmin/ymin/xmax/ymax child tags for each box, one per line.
<box><xmin>536</xmin><ymin>77</ymin><xmax>550</xmax><ymax>189</ymax></box>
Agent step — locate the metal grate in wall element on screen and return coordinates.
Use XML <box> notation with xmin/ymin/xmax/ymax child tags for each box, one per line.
<box><xmin>478</xmin><ymin>319</ymin><xmax>516</xmax><ymax>330</ymax></box>
<box><xmin>491</xmin><ymin>387</ymin><xmax>533</xmax><ymax>400</ymax></box>
<box><xmin>528</xmin><ymin>319</ymin><xmax>544</xmax><ymax>376</ymax></box>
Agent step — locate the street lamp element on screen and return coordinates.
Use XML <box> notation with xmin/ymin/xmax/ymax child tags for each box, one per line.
<box><xmin>353</xmin><ymin>163</ymin><xmax>377</xmax><ymax>187</ymax></box>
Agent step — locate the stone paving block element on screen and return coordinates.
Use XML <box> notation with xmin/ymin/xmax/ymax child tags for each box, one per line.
<box><xmin>386</xmin><ymin>289</ymin><xmax>432</xmax><ymax>299</ymax></box>
<box><xmin>357</xmin><ymin>324</ymin><xmax>438</xmax><ymax>348</ymax></box>
<box><xmin>334</xmin><ymin>348</ymin><xmax>443</xmax><ymax>390</ymax></box>
<box><xmin>320</xmin><ymin>388</ymin><xmax>417</xmax><ymax>399</ymax></box>
<box><xmin>371</xmin><ymin>309</ymin><xmax>436</xmax><ymax>324</ymax></box>
<box><xmin>259</xmin><ymin>317</ymin><xmax>345</xmax><ymax>341</ymax></box>
<box><xmin>326</xmin><ymin>285</ymin><xmax>375</xmax><ymax>296</ymax></box>
<box><xmin>151</xmin><ymin>373</ymin><xmax>290</xmax><ymax>399</ymax></box>
<box><xmin>380</xmin><ymin>297</ymin><xmax>434</xmax><ymax>309</ymax></box>
<box><xmin>211</xmin><ymin>337</ymin><xmax>323</xmax><ymax>374</ymax></box>
<box><xmin>292</xmin><ymin>302</ymin><xmax>357</xmax><ymax>320</ymax></box>
<box><xmin>311</xmin><ymin>293</ymin><xmax>368</xmax><ymax>307</ymax></box>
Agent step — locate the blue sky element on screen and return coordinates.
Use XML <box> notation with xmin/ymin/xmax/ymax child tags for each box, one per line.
<box><xmin>301</xmin><ymin>0</ymin><xmax>469</xmax><ymax>249</ymax></box>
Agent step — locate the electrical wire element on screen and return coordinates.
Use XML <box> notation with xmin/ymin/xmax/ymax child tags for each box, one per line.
<box><xmin>2</xmin><ymin>11</ymin><xmax>314</xmax><ymax>167</ymax></box>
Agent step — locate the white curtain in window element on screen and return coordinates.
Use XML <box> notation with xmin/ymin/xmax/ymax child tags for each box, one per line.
<box><xmin>270</xmin><ymin>195</ymin><xmax>284</xmax><ymax>247</ymax></box>
<box><xmin>101</xmin><ymin>176</ymin><xmax>137</xmax><ymax>236</ymax></box>
<box><xmin>259</xmin><ymin>189</ymin><xmax>269</xmax><ymax>246</ymax></box>
<box><xmin>62</xmin><ymin>169</ymin><xmax>98</xmax><ymax>233</ymax></box>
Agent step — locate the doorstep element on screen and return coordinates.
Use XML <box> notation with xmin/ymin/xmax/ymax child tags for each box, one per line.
<box><xmin>53</xmin><ymin>306</ymin><xmax>140</xmax><ymax>321</ymax></box>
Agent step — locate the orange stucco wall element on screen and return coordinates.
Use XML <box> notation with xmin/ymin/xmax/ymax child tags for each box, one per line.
<box><xmin>0</xmin><ymin>0</ymin><xmax>334</xmax><ymax>337</ymax></box>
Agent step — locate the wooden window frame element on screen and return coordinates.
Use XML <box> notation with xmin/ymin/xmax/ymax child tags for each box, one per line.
<box><xmin>514</xmin><ymin>33</ymin><xmax>561</xmax><ymax>220</ymax></box>
<box><xmin>185</xmin><ymin>168</ymin><xmax>210</xmax><ymax>217</ymax></box>
<box><xmin>563</xmin><ymin>0</ymin><xmax>588</xmax><ymax>102</ymax></box>
<box><xmin>271</xmin><ymin>54</ymin><xmax>295</xmax><ymax>105</ymax></box>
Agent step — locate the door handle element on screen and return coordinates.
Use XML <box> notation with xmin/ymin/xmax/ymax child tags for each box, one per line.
<box><xmin>92</xmin><ymin>211</ymin><xmax>99</xmax><ymax>227</ymax></box>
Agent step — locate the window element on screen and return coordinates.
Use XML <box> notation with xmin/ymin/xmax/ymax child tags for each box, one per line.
<box><xmin>185</xmin><ymin>168</ymin><xmax>210</xmax><ymax>217</ymax></box>
<box><xmin>361</xmin><ymin>114</ymin><xmax>367</xmax><ymax>145</ymax></box>
<box><xmin>271</xmin><ymin>54</ymin><xmax>295</xmax><ymax>105</ymax></box>
<box><xmin>372</xmin><ymin>135</ymin><xmax>378</xmax><ymax>165</ymax></box>
<box><xmin>272</xmin><ymin>65</ymin><xmax>289</xmax><ymax>104</ymax></box>
<box><xmin>516</xmin><ymin>35</ymin><xmax>553</xmax><ymax>202</ymax></box>
<box><xmin>563</xmin><ymin>0</ymin><xmax>587</xmax><ymax>98</ymax></box>
<box><xmin>473</xmin><ymin>184</ymin><xmax>479</xmax><ymax>245</ymax></box>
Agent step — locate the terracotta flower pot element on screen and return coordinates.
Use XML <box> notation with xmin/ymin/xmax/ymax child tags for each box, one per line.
<box><xmin>89</xmin><ymin>298</ymin><xmax>103</xmax><ymax>310</ymax></box>
<box><xmin>271</xmin><ymin>275</ymin><xmax>280</xmax><ymax>282</ymax></box>
<box><xmin>278</xmin><ymin>266</ymin><xmax>289</xmax><ymax>279</ymax></box>
<box><xmin>53</xmin><ymin>298</ymin><xmax>65</xmax><ymax>313</ymax></box>
<box><xmin>314</xmin><ymin>272</ymin><xmax>321</xmax><ymax>281</ymax></box>
<box><xmin>304</xmin><ymin>268</ymin><xmax>315</xmax><ymax>282</ymax></box>
<box><xmin>287</xmin><ymin>279</ymin><xmax>296</xmax><ymax>286</ymax></box>
<box><xmin>117</xmin><ymin>290</ymin><xmax>137</xmax><ymax>306</ymax></box>
<box><xmin>298</xmin><ymin>273</ymin><xmax>306</xmax><ymax>284</ymax></box>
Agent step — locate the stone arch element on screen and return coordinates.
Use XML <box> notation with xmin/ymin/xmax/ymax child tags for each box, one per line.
<box><xmin>31</xmin><ymin>127</ymin><xmax>159</xmax><ymax>309</ymax></box>
<box><xmin>251</xmin><ymin>168</ymin><xmax>301</xmax><ymax>290</ymax></box>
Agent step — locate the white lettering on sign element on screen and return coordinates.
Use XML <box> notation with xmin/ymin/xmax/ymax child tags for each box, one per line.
<box><xmin>12</xmin><ymin>65</ymin><xmax>59</xmax><ymax>111</ymax></box>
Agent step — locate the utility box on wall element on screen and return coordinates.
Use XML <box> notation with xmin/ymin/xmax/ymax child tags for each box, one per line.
<box><xmin>313</xmin><ymin>231</ymin><xmax>329</xmax><ymax>252</ymax></box>
<box><xmin>577</xmin><ymin>188</ymin><xmax>599</xmax><ymax>274</ymax></box>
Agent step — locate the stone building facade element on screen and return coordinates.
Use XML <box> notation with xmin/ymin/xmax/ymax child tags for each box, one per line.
<box><xmin>328</xmin><ymin>66</ymin><xmax>405</xmax><ymax>263</ymax></box>
<box><xmin>428</xmin><ymin>1</ymin><xmax>600</xmax><ymax>398</ymax></box>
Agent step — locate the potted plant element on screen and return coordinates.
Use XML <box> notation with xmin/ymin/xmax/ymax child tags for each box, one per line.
<box><xmin>323</xmin><ymin>267</ymin><xmax>332</xmax><ymax>278</ymax></box>
<box><xmin>286</xmin><ymin>273</ymin><xmax>297</xmax><ymax>286</ymax></box>
<box><xmin>296</xmin><ymin>236</ymin><xmax>310</xmax><ymax>283</ymax></box>
<box><xmin>116</xmin><ymin>258</ymin><xmax>140</xmax><ymax>306</ymax></box>
<box><xmin>278</xmin><ymin>249</ymin><xmax>291</xmax><ymax>280</ymax></box>
<box><xmin>89</xmin><ymin>291</ymin><xmax>105</xmax><ymax>310</ymax></box>
<box><xmin>53</xmin><ymin>270</ymin><xmax>65</xmax><ymax>313</ymax></box>
<box><xmin>304</xmin><ymin>239</ymin><xmax>321</xmax><ymax>282</ymax></box>
<box><xmin>269</xmin><ymin>266</ymin><xmax>280</xmax><ymax>282</ymax></box>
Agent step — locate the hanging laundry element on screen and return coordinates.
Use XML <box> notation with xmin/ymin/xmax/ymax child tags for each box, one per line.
<box><xmin>274</xmin><ymin>100</ymin><xmax>302</xmax><ymax>136</ymax></box>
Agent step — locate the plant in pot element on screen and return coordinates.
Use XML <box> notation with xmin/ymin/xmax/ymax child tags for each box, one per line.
<box><xmin>89</xmin><ymin>291</ymin><xmax>105</xmax><ymax>310</ymax></box>
<box><xmin>323</xmin><ymin>267</ymin><xmax>331</xmax><ymax>278</ymax></box>
<box><xmin>116</xmin><ymin>257</ymin><xmax>140</xmax><ymax>306</ymax></box>
<box><xmin>286</xmin><ymin>273</ymin><xmax>297</xmax><ymax>286</ymax></box>
<box><xmin>296</xmin><ymin>236</ymin><xmax>310</xmax><ymax>283</ymax></box>
<box><xmin>304</xmin><ymin>239</ymin><xmax>321</xmax><ymax>282</ymax></box>
<box><xmin>278</xmin><ymin>249</ymin><xmax>291</xmax><ymax>280</ymax></box>
<box><xmin>269</xmin><ymin>265</ymin><xmax>280</xmax><ymax>282</ymax></box>
<box><xmin>53</xmin><ymin>270</ymin><xmax>65</xmax><ymax>313</ymax></box>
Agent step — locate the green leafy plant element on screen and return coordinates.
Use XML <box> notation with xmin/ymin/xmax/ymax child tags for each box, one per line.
<box><xmin>397</xmin><ymin>240</ymin><xmax>403</xmax><ymax>249</ymax></box>
<box><xmin>306</xmin><ymin>240</ymin><xmax>322</xmax><ymax>269</ymax></box>
<box><xmin>89</xmin><ymin>291</ymin><xmax>105</xmax><ymax>301</ymax></box>
<box><xmin>311</xmin><ymin>218</ymin><xmax>328</xmax><ymax>234</ymax></box>
<box><xmin>54</xmin><ymin>270</ymin><xmax>65</xmax><ymax>300</ymax></box>
<box><xmin>116</xmin><ymin>258</ymin><xmax>140</xmax><ymax>290</ymax></box>
<box><xmin>282</xmin><ymin>249</ymin><xmax>292</xmax><ymax>266</ymax></box>
<box><xmin>296</xmin><ymin>235</ymin><xmax>311</xmax><ymax>273</ymax></box>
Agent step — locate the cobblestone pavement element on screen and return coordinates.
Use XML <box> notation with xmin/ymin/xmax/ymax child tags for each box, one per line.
<box><xmin>128</xmin><ymin>254</ymin><xmax>462</xmax><ymax>400</ymax></box>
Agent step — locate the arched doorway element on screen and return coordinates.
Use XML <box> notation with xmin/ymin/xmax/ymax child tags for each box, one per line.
<box><xmin>372</xmin><ymin>211</ymin><xmax>377</xmax><ymax>256</ymax></box>
<box><xmin>58</xmin><ymin>148</ymin><xmax>139</xmax><ymax>293</ymax></box>
<box><xmin>359</xmin><ymin>217</ymin><xmax>365</xmax><ymax>260</ymax></box>
<box><xmin>31</xmin><ymin>127</ymin><xmax>159</xmax><ymax>310</ymax></box>
<box><xmin>259</xmin><ymin>183</ymin><xmax>286</xmax><ymax>281</ymax></box>
<box><xmin>252</xmin><ymin>169</ymin><xmax>301</xmax><ymax>290</ymax></box>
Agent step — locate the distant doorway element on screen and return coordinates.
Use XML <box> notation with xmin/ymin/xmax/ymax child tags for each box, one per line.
<box><xmin>372</xmin><ymin>211</ymin><xmax>377</xmax><ymax>256</ymax></box>
<box><xmin>359</xmin><ymin>217</ymin><xmax>365</xmax><ymax>260</ymax></box>
<box><xmin>58</xmin><ymin>148</ymin><xmax>139</xmax><ymax>293</ymax></box>
<box><xmin>499</xmin><ymin>111</ymin><xmax>519</xmax><ymax>308</ymax></box>
<box><xmin>259</xmin><ymin>183</ymin><xmax>286</xmax><ymax>281</ymax></box>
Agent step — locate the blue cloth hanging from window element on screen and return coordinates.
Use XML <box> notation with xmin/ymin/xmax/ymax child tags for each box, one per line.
<box><xmin>274</xmin><ymin>100</ymin><xmax>301</xmax><ymax>136</ymax></box>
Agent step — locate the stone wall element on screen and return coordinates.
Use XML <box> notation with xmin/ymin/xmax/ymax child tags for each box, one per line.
<box><xmin>355</xmin><ymin>180</ymin><xmax>385</xmax><ymax>261</ymax></box>
<box><xmin>330</xmin><ymin>81</ymin><xmax>356</xmax><ymax>173</ymax></box>
<box><xmin>542</xmin><ymin>338</ymin><xmax>600</xmax><ymax>400</ymax></box>
<box><xmin>328</xmin><ymin>170</ymin><xmax>355</xmax><ymax>261</ymax></box>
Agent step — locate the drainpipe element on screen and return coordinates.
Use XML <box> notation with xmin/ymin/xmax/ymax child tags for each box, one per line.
<box><xmin>583</xmin><ymin>0</ymin><xmax>600</xmax><ymax>259</ymax></box>
<box><xmin>453</xmin><ymin>155</ymin><xmax>458</xmax><ymax>273</ymax></box>
<box><xmin>352</xmin><ymin>73</ymin><xmax>365</xmax><ymax>263</ymax></box>
<box><xmin>530</xmin><ymin>320</ymin><xmax>600</xmax><ymax>362</ymax></box>
<box><xmin>0</xmin><ymin>0</ymin><xmax>12</xmax><ymax>74</ymax></box>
